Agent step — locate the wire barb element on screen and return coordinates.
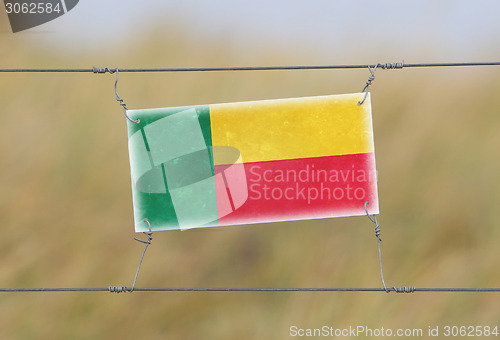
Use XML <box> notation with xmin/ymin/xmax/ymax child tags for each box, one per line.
<box><xmin>108</xmin><ymin>286</ymin><xmax>129</xmax><ymax>293</ymax></box>
<box><xmin>391</xmin><ymin>286</ymin><xmax>415</xmax><ymax>293</ymax></box>
<box><xmin>380</xmin><ymin>61</ymin><xmax>404</xmax><ymax>70</ymax></box>
<box><xmin>92</xmin><ymin>67</ymin><xmax>115</xmax><ymax>74</ymax></box>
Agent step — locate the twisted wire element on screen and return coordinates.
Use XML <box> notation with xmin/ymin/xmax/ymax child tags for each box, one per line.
<box><xmin>364</xmin><ymin>201</ymin><xmax>389</xmax><ymax>292</ymax></box>
<box><xmin>92</xmin><ymin>67</ymin><xmax>115</xmax><ymax>74</ymax></box>
<box><xmin>364</xmin><ymin>202</ymin><xmax>416</xmax><ymax>294</ymax></box>
<box><xmin>113</xmin><ymin>68</ymin><xmax>140</xmax><ymax>124</ymax></box>
<box><xmin>391</xmin><ymin>286</ymin><xmax>416</xmax><ymax>293</ymax></box>
<box><xmin>380</xmin><ymin>61</ymin><xmax>404</xmax><ymax>69</ymax></box>
<box><xmin>357</xmin><ymin>64</ymin><xmax>379</xmax><ymax>106</ymax></box>
<box><xmin>108</xmin><ymin>286</ymin><xmax>129</xmax><ymax>293</ymax></box>
<box><xmin>130</xmin><ymin>219</ymin><xmax>153</xmax><ymax>292</ymax></box>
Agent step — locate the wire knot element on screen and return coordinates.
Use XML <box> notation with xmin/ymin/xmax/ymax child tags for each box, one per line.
<box><xmin>365</xmin><ymin>73</ymin><xmax>375</xmax><ymax>87</ymax></box>
<box><xmin>92</xmin><ymin>67</ymin><xmax>116</xmax><ymax>74</ymax></box>
<box><xmin>108</xmin><ymin>286</ymin><xmax>129</xmax><ymax>293</ymax></box>
<box><xmin>134</xmin><ymin>219</ymin><xmax>153</xmax><ymax>245</ymax></box>
<box><xmin>364</xmin><ymin>201</ymin><xmax>382</xmax><ymax>242</ymax></box>
<box><xmin>391</xmin><ymin>286</ymin><xmax>416</xmax><ymax>293</ymax></box>
<box><xmin>380</xmin><ymin>61</ymin><xmax>404</xmax><ymax>70</ymax></box>
<box><xmin>358</xmin><ymin>64</ymin><xmax>378</xmax><ymax>106</ymax></box>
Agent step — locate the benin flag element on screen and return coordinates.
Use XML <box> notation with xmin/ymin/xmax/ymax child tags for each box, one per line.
<box><xmin>127</xmin><ymin>93</ymin><xmax>378</xmax><ymax>232</ymax></box>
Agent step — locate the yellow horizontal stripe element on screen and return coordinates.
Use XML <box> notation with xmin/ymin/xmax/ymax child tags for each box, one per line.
<box><xmin>210</xmin><ymin>93</ymin><xmax>374</xmax><ymax>165</ymax></box>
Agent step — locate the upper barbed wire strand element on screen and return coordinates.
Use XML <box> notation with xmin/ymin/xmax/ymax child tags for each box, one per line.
<box><xmin>0</xmin><ymin>61</ymin><xmax>500</xmax><ymax>73</ymax></box>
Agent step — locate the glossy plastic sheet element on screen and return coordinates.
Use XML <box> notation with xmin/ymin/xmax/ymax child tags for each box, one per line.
<box><xmin>127</xmin><ymin>93</ymin><xmax>378</xmax><ymax>232</ymax></box>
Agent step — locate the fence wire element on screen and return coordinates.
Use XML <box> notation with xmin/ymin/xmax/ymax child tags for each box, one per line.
<box><xmin>0</xmin><ymin>61</ymin><xmax>499</xmax><ymax>73</ymax></box>
<box><xmin>1</xmin><ymin>287</ymin><xmax>499</xmax><ymax>293</ymax></box>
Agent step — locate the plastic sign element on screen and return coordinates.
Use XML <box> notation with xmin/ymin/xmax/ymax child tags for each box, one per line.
<box><xmin>126</xmin><ymin>93</ymin><xmax>379</xmax><ymax>232</ymax></box>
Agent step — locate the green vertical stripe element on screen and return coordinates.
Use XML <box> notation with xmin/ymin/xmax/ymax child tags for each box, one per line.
<box><xmin>127</xmin><ymin>105</ymin><xmax>217</xmax><ymax>231</ymax></box>
<box><xmin>133</xmin><ymin>126</ymin><xmax>178</xmax><ymax>230</ymax></box>
<box><xmin>140</xmin><ymin>128</ymin><xmax>151</xmax><ymax>151</ymax></box>
<box><xmin>195</xmin><ymin>105</ymin><xmax>215</xmax><ymax>176</ymax></box>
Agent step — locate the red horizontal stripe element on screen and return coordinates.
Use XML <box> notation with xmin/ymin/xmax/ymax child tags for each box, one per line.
<box><xmin>215</xmin><ymin>153</ymin><xmax>378</xmax><ymax>226</ymax></box>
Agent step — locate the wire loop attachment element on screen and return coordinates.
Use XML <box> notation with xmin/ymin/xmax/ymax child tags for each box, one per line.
<box><xmin>129</xmin><ymin>219</ymin><xmax>154</xmax><ymax>292</ymax></box>
<box><xmin>108</xmin><ymin>219</ymin><xmax>153</xmax><ymax>294</ymax></box>
<box><xmin>358</xmin><ymin>60</ymin><xmax>404</xmax><ymax>105</ymax></box>
<box><xmin>358</xmin><ymin>64</ymin><xmax>378</xmax><ymax>106</ymax></box>
<box><xmin>365</xmin><ymin>201</ymin><xmax>389</xmax><ymax>292</ymax></box>
<box><xmin>113</xmin><ymin>68</ymin><xmax>140</xmax><ymax>124</ymax></box>
<box><xmin>93</xmin><ymin>66</ymin><xmax>139</xmax><ymax>123</ymax></box>
<box><xmin>365</xmin><ymin>201</ymin><xmax>415</xmax><ymax>294</ymax></box>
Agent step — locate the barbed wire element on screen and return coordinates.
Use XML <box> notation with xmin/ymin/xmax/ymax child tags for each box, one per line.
<box><xmin>0</xmin><ymin>287</ymin><xmax>499</xmax><ymax>293</ymax></box>
<box><xmin>0</xmin><ymin>61</ymin><xmax>499</xmax><ymax>73</ymax></box>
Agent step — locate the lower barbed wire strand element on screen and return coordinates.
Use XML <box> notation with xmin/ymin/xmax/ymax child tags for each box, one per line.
<box><xmin>1</xmin><ymin>287</ymin><xmax>500</xmax><ymax>293</ymax></box>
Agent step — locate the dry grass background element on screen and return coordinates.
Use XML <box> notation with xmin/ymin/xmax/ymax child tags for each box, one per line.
<box><xmin>0</xmin><ymin>12</ymin><xmax>500</xmax><ymax>340</ymax></box>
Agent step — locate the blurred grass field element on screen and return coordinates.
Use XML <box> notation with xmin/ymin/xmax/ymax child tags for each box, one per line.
<box><xmin>1</xmin><ymin>14</ymin><xmax>500</xmax><ymax>340</ymax></box>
